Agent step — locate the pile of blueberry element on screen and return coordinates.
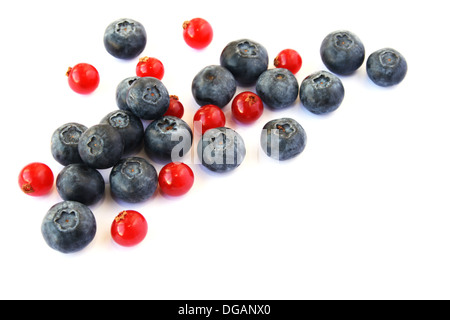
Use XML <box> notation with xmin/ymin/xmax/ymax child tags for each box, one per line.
<box><xmin>18</xmin><ymin>18</ymin><xmax>407</xmax><ymax>254</ymax></box>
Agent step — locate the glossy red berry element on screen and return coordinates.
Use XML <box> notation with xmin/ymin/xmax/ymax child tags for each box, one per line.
<box><xmin>18</xmin><ymin>162</ymin><xmax>54</xmax><ymax>196</ymax></box>
<box><xmin>182</xmin><ymin>18</ymin><xmax>213</xmax><ymax>49</ymax></box>
<box><xmin>66</xmin><ymin>63</ymin><xmax>100</xmax><ymax>94</ymax></box>
<box><xmin>158</xmin><ymin>162</ymin><xmax>194</xmax><ymax>197</ymax></box>
<box><xmin>231</xmin><ymin>91</ymin><xmax>264</xmax><ymax>124</ymax></box>
<box><xmin>164</xmin><ymin>95</ymin><xmax>185</xmax><ymax>118</ymax></box>
<box><xmin>136</xmin><ymin>56</ymin><xmax>164</xmax><ymax>80</ymax></box>
<box><xmin>193</xmin><ymin>104</ymin><xmax>226</xmax><ymax>134</ymax></box>
<box><xmin>111</xmin><ymin>210</ymin><xmax>148</xmax><ymax>247</ymax></box>
<box><xmin>274</xmin><ymin>49</ymin><xmax>303</xmax><ymax>74</ymax></box>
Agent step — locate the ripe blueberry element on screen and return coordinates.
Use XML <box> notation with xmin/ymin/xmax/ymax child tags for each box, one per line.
<box><xmin>144</xmin><ymin>116</ymin><xmax>193</xmax><ymax>163</ymax></box>
<box><xmin>104</xmin><ymin>18</ymin><xmax>147</xmax><ymax>60</ymax></box>
<box><xmin>51</xmin><ymin>122</ymin><xmax>87</xmax><ymax>166</ymax></box>
<box><xmin>100</xmin><ymin>110</ymin><xmax>144</xmax><ymax>156</ymax></box>
<box><xmin>78</xmin><ymin>124</ymin><xmax>124</xmax><ymax>169</ymax></box>
<box><xmin>220</xmin><ymin>39</ymin><xmax>269</xmax><ymax>86</ymax></box>
<box><xmin>41</xmin><ymin>201</ymin><xmax>96</xmax><ymax>254</ymax></box>
<box><xmin>256</xmin><ymin>68</ymin><xmax>299</xmax><ymax>110</ymax></box>
<box><xmin>366</xmin><ymin>48</ymin><xmax>407</xmax><ymax>87</ymax></box>
<box><xmin>320</xmin><ymin>30</ymin><xmax>365</xmax><ymax>75</ymax></box>
<box><xmin>56</xmin><ymin>164</ymin><xmax>105</xmax><ymax>206</ymax></box>
<box><xmin>261</xmin><ymin>118</ymin><xmax>307</xmax><ymax>161</ymax></box>
<box><xmin>191</xmin><ymin>65</ymin><xmax>236</xmax><ymax>108</ymax></box>
<box><xmin>126</xmin><ymin>77</ymin><xmax>170</xmax><ymax>120</ymax></box>
<box><xmin>299</xmin><ymin>71</ymin><xmax>345</xmax><ymax>115</ymax></box>
<box><xmin>110</xmin><ymin>157</ymin><xmax>158</xmax><ymax>203</ymax></box>
<box><xmin>198</xmin><ymin>127</ymin><xmax>246</xmax><ymax>173</ymax></box>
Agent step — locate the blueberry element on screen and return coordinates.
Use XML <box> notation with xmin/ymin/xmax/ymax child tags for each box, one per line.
<box><xmin>116</xmin><ymin>76</ymin><xmax>140</xmax><ymax>111</ymax></box>
<box><xmin>126</xmin><ymin>77</ymin><xmax>170</xmax><ymax>120</ymax></box>
<box><xmin>220</xmin><ymin>39</ymin><xmax>269</xmax><ymax>86</ymax></box>
<box><xmin>197</xmin><ymin>127</ymin><xmax>246</xmax><ymax>173</ymax></box>
<box><xmin>144</xmin><ymin>116</ymin><xmax>193</xmax><ymax>163</ymax></box>
<box><xmin>299</xmin><ymin>70</ymin><xmax>345</xmax><ymax>115</ymax></box>
<box><xmin>51</xmin><ymin>122</ymin><xmax>87</xmax><ymax>166</ymax></box>
<box><xmin>320</xmin><ymin>30</ymin><xmax>365</xmax><ymax>75</ymax></box>
<box><xmin>41</xmin><ymin>201</ymin><xmax>96</xmax><ymax>254</ymax></box>
<box><xmin>110</xmin><ymin>157</ymin><xmax>158</xmax><ymax>203</ymax></box>
<box><xmin>260</xmin><ymin>118</ymin><xmax>307</xmax><ymax>161</ymax></box>
<box><xmin>78</xmin><ymin>124</ymin><xmax>124</xmax><ymax>169</ymax></box>
<box><xmin>256</xmin><ymin>68</ymin><xmax>299</xmax><ymax>109</ymax></box>
<box><xmin>56</xmin><ymin>164</ymin><xmax>105</xmax><ymax>206</ymax></box>
<box><xmin>366</xmin><ymin>48</ymin><xmax>407</xmax><ymax>87</ymax></box>
<box><xmin>191</xmin><ymin>65</ymin><xmax>236</xmax><ymax>108</ymax></box>
<box><xmin>104</xmin><ymin>18</ymin><xmax>147</xmax><ymax>60</ymax></box>
<box><xmin>100</xmin><ymin>110</ymin><xmax>144</xmax><ymax>155</ymax></box>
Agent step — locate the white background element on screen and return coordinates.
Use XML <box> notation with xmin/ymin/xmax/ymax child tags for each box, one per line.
<box><xmin>1</xmin><ymin>0</ymin><xmax>449</xmax><ymax>300</ymax></box>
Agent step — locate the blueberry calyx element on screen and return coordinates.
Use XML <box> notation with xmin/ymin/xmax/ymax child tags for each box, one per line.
<box><xmin>54</xmin><ymin>210</ymin><xmax>79</xmax><ymax>232</ymax></box>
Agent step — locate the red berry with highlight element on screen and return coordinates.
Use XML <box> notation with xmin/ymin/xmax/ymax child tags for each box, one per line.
<box><xmin>193</xmin><ymin>104</ymin><xmax>226</xmax><ymax>134</ymax></box>
<box><xmin>66</xmin><ymin>63</ymin><xmax>100</xmax><ymax>94</ymax></box>
<box><xmin>18</xmin><ymin>162</ymin><xmax>54</xmax><ymax>197</ymax></box>
<box><xmin>159</xmin><ymin>162</ymin><xmax>194</xmax><ymax>197</ymax></box>
<box><xmin>274</xmin><ymin>49</ymin><xmax>303</xmax><ymax>74</ymax></box>
<box><xmin>182</xmin><ymin>18</ymin><xmax>213</xmax><ymax>49</ymax></box>
<box><xmin>164</xmin><ymin>95</ymin><xmax>185</xmax><ymax>118</ymax></box>
<box><xmin>231</xmin><ymin>91</ymin><xmax>264</xmax><ymax>124</ymax></box>
<box><xmin>136</xmin><ymin>56</ymin><xmax>164</xmax><ymax>80</ymax></box>
<box><xmin>111</xmin><ymin>210</ymin><xmax>148</xmax><ymax>247</ymax></box>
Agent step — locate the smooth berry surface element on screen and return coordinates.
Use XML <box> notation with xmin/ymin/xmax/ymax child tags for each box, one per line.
<box><xmin>18</xmin><ymin>162</ymin><xmax>54</xmax><ymax>196</ymax></box>
<box><xmin>41</xmin><ymin>201</ymin><xmax>97</xmax><ymax>254</ymax></box>
<box><xmin>274</xmin><ymin>49</ymin><xmax>303</xmax><ymax>74</ymax></box>
<box><xmin>193</xmin><ymin>104</ymin><xmax>226</xmax><ymax>134</ymax></box>
<box><xmin>103</xmin><ymin>18</ymin><xmax>147</xmax><ymax>60</ymax></box>
<box><xmin>159</xmin><ymin>162</ymin><xmax>194</xmax><ymax>197</ymax></box>
<box><xmin>182</xmin><ymin>18</ymin><xmax>213</xmax><ymax>49</ymax></box>
<box><xmin>111</xmin><ymin>210</ymin><xmax>148</xmax><ymax>247</ymax></box>
<box><xmin>231</xmin><ymin>91</ymin><xmax>264</xmax><ymax>124</ymax></box>
<box><xmin>136</xmin><ymin>56</ymin><xmax>164</xmax><ymax>80</ymax></box>
<box><xmin>164</xmin><ymin>95</ymin><xmax>185</xmax><ymax>118</ymax></box>
<box><xmin>66</xmin><ymin>63</ymin><xmax>100</xmax><ymax>94</ymax></box>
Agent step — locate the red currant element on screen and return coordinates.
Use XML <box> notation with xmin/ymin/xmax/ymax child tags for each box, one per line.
<box><xmin>193</xmin><ymin>104</ymin><xmax>226</xmax><ymax>134</ymax></box>
<box><xmin>274</xmin><ymin>49</ymin><xmax>303</xmax><ymax>74</ymax></box>
<box><xmin>182</xmin><ymin>18</ymin><xmax>213</xmax><ymax>49</ymax></box>
<box><xmin>164</xmin><ymin>95</ymin><xmax>185</xmax><ymax>118</ymax></box>
<box><xmin>158</xmin><ymin>162</ymin><xmax>194</xmax><ymax>197</ymax></box>
<box><xmin>111</xmin><ymin>210</ymin><xmax>148</xmax><ymax>247</ymax></box>
<box><xmin>18</xmin><ymin>162</ymin><xmax>54</xmax><ymax>196</ymax></box>
<box><xmin>66</xmin><ymin>63</ymin><xmax>100</xmax><ymax>94</ymax></box>
<box><xmin>136</xmin><ymin>56</ymin><xmax>164</xmax><ymax>80</ymax></box>
<box><xmin>231</xmin><ymin>91</ymin><xmax>264</xmax><ymax>124</ymax></box>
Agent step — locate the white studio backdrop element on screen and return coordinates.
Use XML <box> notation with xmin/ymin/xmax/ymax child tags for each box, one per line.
<box><xmin>1</xmin><ymin>0</ymin><xmax>449</xmax><ymax>299</ymax></box>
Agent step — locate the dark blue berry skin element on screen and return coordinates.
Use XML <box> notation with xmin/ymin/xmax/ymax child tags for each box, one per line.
<box><xmin>366</xmin><ymin>48</ymin><xmax>407</xmax><ymax>87</ymax></box>
<box><xmin>220</xmin><ymin>39</ymin><xmax>269</xmax><ymax>86</ymax></box>
<box><xmin>197</xmin><ymin>127</ymin><xmax>246</xmax><ymax>173</ymax></box>
<box><xmin>100</xmin><ymin>110</ymin><xmax>144</xmax><ymax>156</ymax></box>
<box><xmin>110</xmin><ymin>157</ymin><xmax>158</xmax><ymax>203</ymax></box>
<box><xmin>256</xmin><ymin>68</ymin><xmax>299</xmax><ymax>109</ymax></box>
<box><xmin>116</xmin><ymin>76</ymin><xmax>140</xmax><ymax>111</ymax></box>
<box><xmin>41</xmin><ymin>201</ymin><xmax>96</xmax><ymax>254</ymax></box>
<box><xmin>56</xmin><ymin>164</ymin><xmax>105</xmax><ymax>206</ymax></box>
<box><xmin>78</xmin><ymin>124</ymin><xmax>124</xmax><ymax>169</ymax></box>
<box><xmin>51</xmin><ymin>123</ymin><xmax>87</xmax><ymax>166</ymax></box>
<box><xmin>126</xmin><ymin>77</ymin><xmax>170</xmax><ymax>120</ymax></box>
<box><xmin>144</xmin><ymin>116</ymin><xmax>193</xmax><ymax>163</ymax></box>
<box><xmin>191</xmin><ymin>65</ymin><xmax>236</xmax><ymax>108</ymax></box>
<box><xmin>320</xmin><ymin>30</ymin><xmax>365</xmax><ymax>75</ymax></box>
<box><xmin>104</xmin><ymin>18</ymin><xmax>147</xmax><ymax>60</ymax></box>
<box><xmin>261</xmin><ymin>118</ymin><xmax>307</xmax><ymax>161</ymax></box>
<box><xmin>299</xmin><ymin>71</ymin><xmax>345</xmax><ymax>115</ymax></box>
